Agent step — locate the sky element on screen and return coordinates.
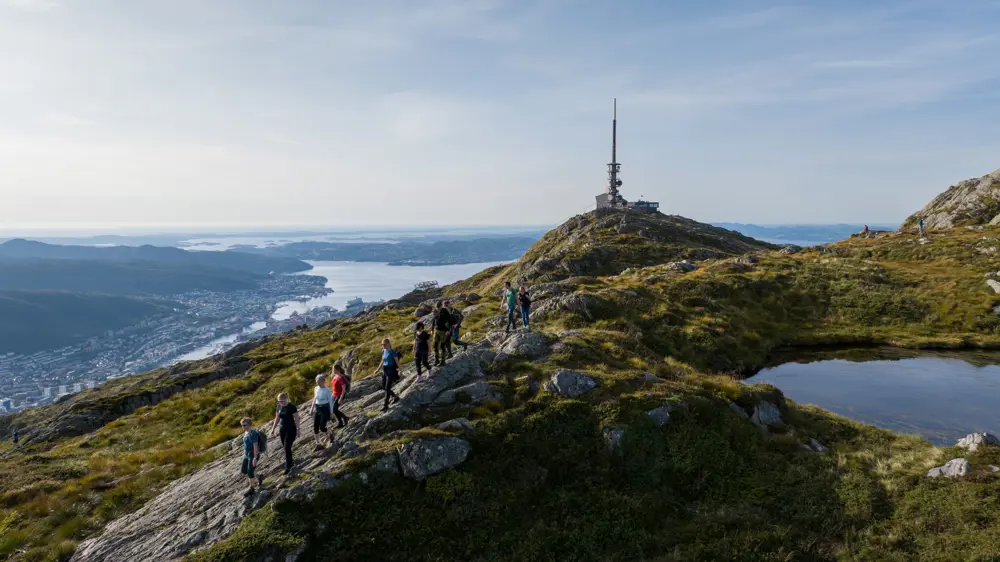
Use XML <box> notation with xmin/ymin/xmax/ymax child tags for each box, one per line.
<box><xmin>2</xmin><ymin>0</ymin><xmax>1000</xmax><ymax>232</ymax></box>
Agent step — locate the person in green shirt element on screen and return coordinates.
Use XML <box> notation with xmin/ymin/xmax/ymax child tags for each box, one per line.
<box><xmin>502</xmin><ymin>281</ymin><xmax>519</xmax><ymax>333</ymax></box>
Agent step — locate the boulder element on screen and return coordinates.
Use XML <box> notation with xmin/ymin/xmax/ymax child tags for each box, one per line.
<box><xmin>646</xmin><ymin>404</ymin><xmax>672</xmax><ymax>427</ymax></box>
<box><xmin>638</xmin><ymin>373</ymin><xmax>660</xmax><ymax>384</ymax></box>
<box><xmin>987</xmin><ymin>281</ymin><xmax>1000</xmax><ymax>295</ymax></box>
<box><xmin>603</xmin><ymin>427</ymin><xmax>625</xmax><ymax>454</ymax></box>
<box><xmin>374</xmin><ymin>454</ymin><xmax>400</xmax><ymax>474</ymax></box>
<box><xmin>989</xmin><ymin>465</ymin><xmax>1000</xmax><ymax>473</ymax></box>
<box><xmin>544</xmin><ymin>369</ymin><xmax>598</xmax><ymax>398</ymax></box>
<box><xmin>728</xmin><ymin>402</ymin><xmax>749</xmax><ymax>419</ymax></box>
<box><xmin>808</xmin><ymin>438</ymin><xmax>829</xmax><ymax>454</ymax></box>
<box><xmin>530</xmin><ymin>293</ymin><xmax>593</xmax><ymax>322</ymax></box>
<box><xmin>956</xmin><ymin>432</ymin><xmax>999</xmax><ymax>452</ymax></box>
<box><xmin>667</xmin><ymin>260</ymin><xmax>696</xmax><ymax>273</ymax></box>
<box><xmin>498</xmin><ymin>331</ymin><xmax>549</xmax><ymax>359</ymax></box>
<box><xmin>462</xmin><ymin>303</ymin><xmax>488</xmax><ymax>316</ymax></box>
<box><xmin>398</xmin><ymin>436</ymin><xmax>471</xmax><ymax>481</ymax></box>
<box><xmin>927</xmin><ymin>458</ymin><xmax>971</xmax><ymax>479</ymax></box>
<box><xmin>750</xmin><ymin>401</ymin><xmax>783</xmax><ymax>428</ymax></box>
<box><xmin>438</xmin><ymin>418</ymin><xmax>475</xmax><ymax>433</ymax></box>
<box><xmin>778</xmin><ymin>245</ymin><xmax>802</xmax><ymax>255</ymax></box>
<box><xmin>431</xmin><ymin>380</ymin><xmax>499</xmax><ymax>406</ymax></box>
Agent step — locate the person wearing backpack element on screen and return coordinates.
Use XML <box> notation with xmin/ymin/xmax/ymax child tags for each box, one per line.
<box><xmin>330</xmin><ymin>365</ymin><xmax>351</xmax><ymax>427</ymax></box>
<box><xmin>269</xmin><ymin>392</ymin><xmax>300</xmax><ymax>476</ymax></box>
<box><xmin>502</xmin><ymin>281</ymin><xmax>519</xmax><ymax>333</ymax></box>
<box><xmin>309</xmin><ymin>374</ymin><xmax>335</xmax><ymax>450</ymax></box>
<box><xmin>447</xmin><ymin>301</ymin><xmax>469</xmax><ymax>351</ymax></box>
<box><xmin>377</xmin><ymin>338</ymin><xmax>402</xmax><ymax>411</ymax></box>
<box><xmin>239</xmin><ymin>417</ymin><xmax>265</xmax><ymax>496</ymax></box>
<box><xmin>517</xmin><ymin>285</ymin><xmax>532</xmax><ymax>331</ymax></box>
<box><xmin>413</xmin><ymin>321</ymin><xmax>432</xmax><ymax>383</ymax></box>
<box><xmin>432</xmin><ymin>301</ymin><xmax>452</xmax><ymax>366</ymax></box>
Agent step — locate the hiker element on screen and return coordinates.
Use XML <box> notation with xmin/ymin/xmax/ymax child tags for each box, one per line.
<box><xmin>433</xmin><ymin>301</ymin><xmax>452</xmax><ymax>365</ymax></box>
<box><xmin>269</xmin><ymin>392</ymin><xmax>300</xmax><ymax>475</ymax></box>
<box><xmin>378</xmin><ymin>338</ymin><xmax>402</xmax><ymax>411</ymax></box>
<box><xmin>862</xmin><ymin>225</ymin><xmax>869</xmax><ymax>234</ymax></box>
<box><xmin>447</xmin><ymin>300</ymin><xmax>469</xmax><ymax>352</ymax></box>
<box><xmin>239</xmin><ymin>417</ymin><xmax>264</xmax><ymax>496</ymax></box>
<box><xmin>309</xmin><ymin>374</ymin><xmax>335</xmax><ymax>450</ymax></box>
<box><xmin>12</xmin><ymin>428</ymin><xmax>18</xmax><ymax>444</ymax></box>
<box><xmin>517</xmin><ymin>285</ymin><xmax>532</xmax><ymax>331</ymax></box>
<box><xmin>918</xmin><ymin>217</ymin><xmax>925</xmax><ymax>236</ymax></box>
<box><xmin>330</xmin><ymin>364</ymin><xmax>351</xmax><ymax>427</ymax></box>
<box><xmin>502</xmin><ymin>281</ymin><xmax>519</xmax><ymax>333</ymax></box>
<box><xmin>413</xmin><ymin>321</ymin><xmax>433</xmax><ymax>383</ymax></box>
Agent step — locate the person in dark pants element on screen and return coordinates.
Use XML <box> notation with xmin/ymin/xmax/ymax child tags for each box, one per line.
<box><xmin>239</xmin><ymin>417</ymin><xmax>264</xmax><ymax>496</ymax></box>
<box><xmin>433</xmin><ymin>301</ymin><xmax>452</xmax><ymax>366</ymax></box>
<box><xmin>309</xmin><ymin>374</ymin><xmax>334</xmax><ymax>450</ymax></box>
<box><xmin>330</xmin><ymin>365</ymin><xmax>350</xmax><ymax>427</ymax></box>
<box><xmin>413</xmin><ymin>322</ymin><xmax>432</xmax><ymax>383</ymax></box>
<box><xmin>502</xmin><ymin>281</ymin><xmax>518</xmax><ymax>333</ymax></box>
<box><xmin>517</xmin><ymin>286</ymin><xmax>532</xmax><ymax>330</ymax></box>
<box><xmin>270</xmin><ymin>393</ymin><xmax>300</xmax><ymax>475</ymax></box>
<box><xmin>12</xmin><ymin>428</ymin><xmax>19</xmax><ymax>445</ymax></box>
<box><xmin>447</xmin><ymin>301</ymin><xmax>469</xmax><ymax>351</ymax></box>
<box><xmin>378</xmin><ymin>338</ymin><xmax>401</xmax><ymax>411</ymax></box>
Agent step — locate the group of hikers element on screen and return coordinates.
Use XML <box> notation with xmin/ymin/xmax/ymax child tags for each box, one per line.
<box><xmin>237</xmin><ymin>283</ymin><xmax>532</xmax><ymax>496</ymax></box>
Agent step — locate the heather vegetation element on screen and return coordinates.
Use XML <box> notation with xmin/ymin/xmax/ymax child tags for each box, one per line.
<box><xmin>3</xmin><ymin>211</ymin><xmax>1000</xmax><ymax>561</ymax></box>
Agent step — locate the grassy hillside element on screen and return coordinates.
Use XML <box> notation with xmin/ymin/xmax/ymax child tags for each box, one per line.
<box><xmin>2</xmin><ymin>211</ymin><xmax>1000</xmax><ymax>561</ymax></box>
<box><xmin>0</xmin><ymin>291</ymin><xmax>171</xmax><ymax>355</ymax></box>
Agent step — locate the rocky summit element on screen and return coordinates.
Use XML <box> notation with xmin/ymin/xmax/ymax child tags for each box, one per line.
<box><xmin>3</xmin><ymin>199</ymin><xmax>1000</xmax><ymax>562</ymax></box>
<box><xmin>903</xmin><ymin>167</ymin><xmax>1000</xmax><ymax>230</ymax></box>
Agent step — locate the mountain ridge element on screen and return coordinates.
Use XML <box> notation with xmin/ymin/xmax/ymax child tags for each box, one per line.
<box><xmin>3</xmin><ymin>207</ymin><xmax>1000</xmax><ymax>561</ymax></box>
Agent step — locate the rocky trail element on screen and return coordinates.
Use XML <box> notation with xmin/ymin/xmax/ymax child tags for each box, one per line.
<box><xmin>69</xmin><ymin>333</ymin><xmax>532</xmax><ymax>562</ymax></box>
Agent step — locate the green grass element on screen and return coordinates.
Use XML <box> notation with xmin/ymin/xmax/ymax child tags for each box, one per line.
<box><xmin>5</xmin><ymin>213</ymin><xmax>1000</xmax><ymax>561</ymax></box>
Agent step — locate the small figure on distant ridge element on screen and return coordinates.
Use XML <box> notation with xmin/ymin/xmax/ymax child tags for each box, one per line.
<box><xmin>378</xmin><ymin>338</ymin><xmax>402</xmax><ymax>411</ymax></box>
<box><xmin>413</xmin><ymin>321</ymin><xmax>433</xmax><ymax>383</ymax></box>
<box><xmin>330</xmin><ymin>365</ymin><xmax>350</xmax><ymax>428</ymax></box>
<box><xmin>239</xmin><ymin>417</ymin><xmax>265</xmax><ymax>496</ymax></box>
<box><xmin>446</xmin><ymin>300</ymin><xmax>469</xmax><ymax>353</ymax></box>
<box><xmin>433</xmin><ymin>302</ymin><xmax>452</xmax><ymax>366</ymax></box>
<box><xmin>270</xmin><ymin>392</ymin><xmax>299</xmax><ymax>475</ymax></box>
<box><xmin>517</xmin><ymin>286</ymin><xmax>532</xmax><ymax>331</ymax></box>
<box><xmin>918</xmin><ymin>217</ymin><xmax>925</xmax><ymax>236</ymax></box>
<box><xmin>502</xmin><ymin>281</ymin><xmax>519</xmax><ymax>334</ymax></box>
<box><xmin>309</xmin><ymin>374</ymin><xmax>335</xmax><ymax>450</ymax></box>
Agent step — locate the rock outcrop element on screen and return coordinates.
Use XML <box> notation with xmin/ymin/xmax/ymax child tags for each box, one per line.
<box><xmin>398</xmin><ymin>436</ymin><xmax>471</xmax><ymax>481</ymax></box>
<box><xmin>927</xmin><ymin>458</ymin><xmax>971</xmax><ymax>479</ymax></box>
<box><xmin>496</xmin><ymin>331</ymin><xmax>549</xmax><ymax>359</ymax></box>
<box><xmin>956</xmin><ymin>432</ymin><xmax>999</xmax><ymax>452</ymax></box>
<box><xmin>902</xmin><ymin>168</ymin><xmax>1000</xmax><ymax>230</ymax></box>
<box><xmin>646</xmin><ymin>404</ymin><xmax>672</xmax><ymax>427</ymax></box>
<box><xmin>544</xmin><ymin>370</ymin><xmax>598</xmax><ymax>398</ymax></box>
<box><xmin>750</xmin><ymin>401</ymin><xmax>783</xmax><ymax>429</ymax></box>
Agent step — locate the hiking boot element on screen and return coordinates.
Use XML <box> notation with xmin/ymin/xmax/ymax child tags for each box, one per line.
<box><xmin>257</xmin><ymin>475</ymin><xmax>264</xmax><ymax>487</ymax></box>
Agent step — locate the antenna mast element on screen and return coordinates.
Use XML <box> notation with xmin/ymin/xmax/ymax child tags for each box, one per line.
<box><xmin>607</xmin><ymin>98</ymin><xmax>622</xmax><ymax>203</ymax></box>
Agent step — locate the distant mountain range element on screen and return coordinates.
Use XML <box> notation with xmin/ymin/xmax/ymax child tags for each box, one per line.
<box><xmin>0</xmin><ymin>239</ymin><xmax>310</xmax><ymax>275</ymax></box>
<box><xmin>712</xmin><ymin>223</ymin><xmax>900</xmax><ymax>246</ymax></box>
<box><xmin>234</xmin><ymin>237</ymin><xmax>541</xmax><ymax>266</ymax></box>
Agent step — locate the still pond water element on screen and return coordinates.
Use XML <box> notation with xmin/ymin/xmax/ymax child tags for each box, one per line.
<box><xmin>745</xmin><ymin>350</ymin><xmax>1000</xmax><ymax>445</ymax></box>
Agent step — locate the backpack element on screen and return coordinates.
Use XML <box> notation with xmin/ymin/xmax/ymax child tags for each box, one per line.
<box><xmin>252</xmin><ymin>429</ymin><xmax>268</xmax><ymax>456</ymax></box>
<box><xmin>341</xmin><ymin>374</ymin><xmax>352</xmax><ymax>398</ymax></box>
<box><xmin>519</xmin><ymin>292</ymin><xmax>531</xmax><ymax>307</ymax></box>
<box><xmin>450</xmin><ymin>308</ymin><xmax>464</xmax><ymax>328</ymax></box>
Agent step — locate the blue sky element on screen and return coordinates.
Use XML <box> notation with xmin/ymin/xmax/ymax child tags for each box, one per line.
<box><xmin>1</xmin><ymin>0</ymin><xmax>999</xmax><ymax>230</ymax></box>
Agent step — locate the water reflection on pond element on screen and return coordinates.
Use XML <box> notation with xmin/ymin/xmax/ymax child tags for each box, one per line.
<box><xmin>745</xmin><ymin>349</ymin><xmax>1000</xmax><ymax>445</ymax></box>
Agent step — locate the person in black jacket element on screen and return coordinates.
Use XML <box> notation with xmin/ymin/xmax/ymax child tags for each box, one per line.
<box><xmin>433</xmin><ymin>301</ymin><xmax>452</xmax><ymax>366</ymax></box>
<box><xmin>413</xmin><ymin>321</ymin><xmax>432</xmax><ymax>382</ymax></box>
<box><xmin>269</xmin><ymin>392</ymin><xmax>300</xmax><ymax>475</ymax></box>
<box><xmin>517</xmin><ymin>286</ymin><xmax>532</xmax><ymax>331</ymax></box>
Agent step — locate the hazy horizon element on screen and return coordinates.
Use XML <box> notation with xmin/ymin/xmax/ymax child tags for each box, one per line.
<box><xmin>3</xmin><ymin>1</ymin><xmax>997</xmax><ymax>228</ymax></box>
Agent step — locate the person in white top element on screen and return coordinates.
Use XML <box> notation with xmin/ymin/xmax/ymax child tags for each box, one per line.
<box><xmin>309</xmin><ymin>374</ymin><xmax>335</xmax><ymax>450</ymax></box>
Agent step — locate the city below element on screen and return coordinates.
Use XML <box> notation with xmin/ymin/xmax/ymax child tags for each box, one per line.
<box><xmin>0</xmin><ymin>274</ymin><xmax>380</xmax><ymax>414</ymax></box>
